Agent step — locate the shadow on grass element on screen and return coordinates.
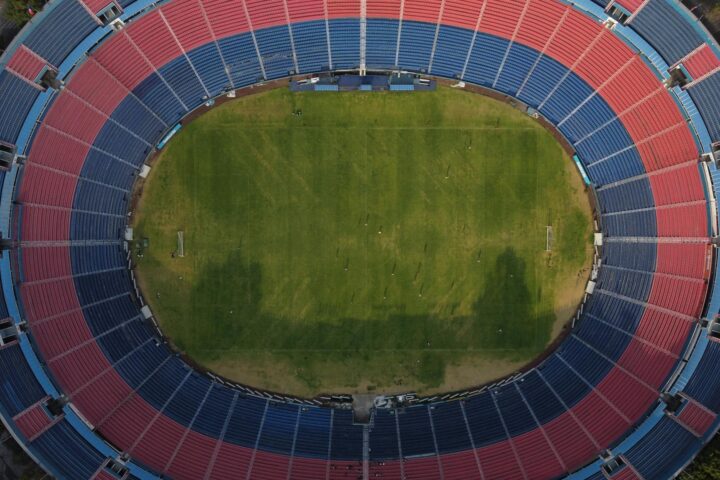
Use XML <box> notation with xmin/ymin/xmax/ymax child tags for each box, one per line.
<box><xmin>185</xmin><ymin>246</ymin><xmax>554</xmax><ymax>389</ymax></box>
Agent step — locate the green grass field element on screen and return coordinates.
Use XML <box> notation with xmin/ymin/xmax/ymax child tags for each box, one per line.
<box><xmin>133</xmin><ymin>87</ymin><xmax>592</xmax><ymax>397</ymax></box>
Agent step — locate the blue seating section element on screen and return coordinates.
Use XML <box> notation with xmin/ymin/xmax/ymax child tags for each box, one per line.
<box><xmin>602</xmin><ymin>210</ymin><xmax>657</xmax><ymax>237</ymax></box>
<box><xmin>687</xmin><ymin>72</ymin><xmax>720</xmax><ymax>143</ymax></box>
<box><xmin>70</xmin><ymin>245</ymin><xmax>125</xmax><ymax>274</ymax></box>
<box><xmin>93</xmin><ymin>121</ymin><xmax>151</xmax><ymax>167</ymax></box>
<box><xmin>683</xmin><ymin>340</ymin><xmax>720</xmax><ymax>412</ymax></box>
<box><xmin>397</xmin><ymin>406</ymin><xmax>435</xmax><ymax>457</ymax></box>
<box><xmin>31</xmin><ymin>421</ymin><xmax>105</xmax><ymax>480</ymax></box>
<box><xmin>597</xmin><ymin>179</ymin><xmax>655</xmax><ymax>213</ymax></box>
<box><xmin>224</xmin><ymin>395</ymin><xmax>266</xmax><ymax>446</ymax></box>
<box><xmin>293</xmin><ymin>21</ymin><xmax>330</xmax><ymax>73</ymax></box>
<box><xmin>329</xmin><ymin>20</ymin><xmax>360</xmax><ymax>70</ymax></box>
<box><xmin>517</xmin><ymin>370</ymin><xmax>567</xmax><ymax>425</ymax></box>
<box><xmin>132</xmin><ymin>73</ymin><xmax>187</xmax><ymax>126</ymax></box>
<box><xmin>187</xmin><ymin>43</ymin><xmax>232</xmax><ymax>98</ymax></box>
<box><xmin>218</xmin><ymin>34</ymin><xmax>264</xmax><ymax>88</ymax></box>
<box><xmin>463</xmin><ymin>392</ymin><xmax>506</xmax><ymax>448</ymax></box>
<box><xmin>366</xmin><ymin>19</ymin><xmax>399</xmax><ymax>69</ymax></box>
<box><xmin>294</xmin><ymin>407</ymin><xmax>331</xmax><ymax>458</ymax></box>
<box><xmin>23</xmin><ymin>0</ymin><xmax>97</xmax><ymax>66</ymax></box>
<box><xmin>74</xmin><ymin>181</ymin><xmax>128</xmax><ymax>215</ymax></box>
<box><xmin>495</xmin><ymin>44</ymin><xmax>540</xmax><ymax>97</ymax></box>
<box><xmin>431</xmin><ymin>26</ymin><xmax>473</xmax><ymax>79</ymax></box>
<box><xmin>465</xmin><ymin>34</ymin><xmax>507</xmax><ymax>87</ymax></box>
<box><xmin>494</xmin><ymin>383</ymin><xmax>536</xmax><ymax>437</ymax></box>
<box><xmin>397</xmin><ymin>22</ymin><xmax>436</xmax><ymax>72</ymax></box>
<box><xmin>258</xmin><ymin>401</ymin><xmax>298</xmax><ymax>454</ymax></box>
<box><xmin>0</xmin><ymin>71</ymin><xmax>40</xmax><ymax>144</ymax></box>
<box><xmin>255</xmin><ymin>26</ymin><xmax>296</xmax><ymax>79</ymax></box>
<box><xmin>623</xmin><ymin>416</ymin><xmax>699</xmax><ymax>479</ymax></box>
<box><xmin>110</xmin><ymin>93</ymin><xmax>167</xmax><ymax>144</ymax></box>
<box><xmin>158</xmin><ymin>56</ymin><xmax>208</xmax><ymax>110</ymax></box>
<box><xmin>628</xmin><ymin>0</ymin><xmax>703</xmax><ymax>64</ymax></box>
<box><xmin>431</xmin><ymin>401</ymin><xmax>473</xmax><ymax>453</ymax></box>
<box><xmin>0</xmin><ymin>343</ymin><xmax>46</xmax><ymax>416</ymax></box>
<box><xmin>602</xmin><ymin>242</ymin><xmax>657</xmax><ymax>272</ymax></box>
<box><xmin>329</xmin><ymin>409</ymin><xmax>363</xmax><ymax>459</ymax></box>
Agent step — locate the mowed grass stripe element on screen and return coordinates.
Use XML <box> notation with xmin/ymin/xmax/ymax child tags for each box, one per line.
<box><xmin>134</xmin><ymin>87</ymin><xmax>592</xmax><ymax>396</ymax></box>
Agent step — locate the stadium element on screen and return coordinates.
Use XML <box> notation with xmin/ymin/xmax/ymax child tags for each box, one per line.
<box><xmin>0</xmin><ymin>0</ymin><xmax>719</xmax><ymax>478</ymax></box>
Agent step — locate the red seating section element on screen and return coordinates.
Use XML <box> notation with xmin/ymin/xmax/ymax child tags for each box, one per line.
<box><xmin>615</xmin><ymin>0</ymin><xmax>645</xmax><ymax>14</ymax></box>
<box><xmin>6</xmin><ymin>45</ymin><xmax>49</xmax><ymax>87</ymax></box>
<box><xmin>287</xmin><ymin>0</ymin><xmax>325</xmax><ymax>22</ymax></box>
<box><xmin>82</xmin><ymin>0</ymin><xmax>119</xmax><ymax>14</ymax></box>
<box><xmin>402</xmin><ymin>0</ymin><xmax>443</xmax><ymax>24</ymax></box>
<box><xmin>160</xmin><ymin>0</ymin><xmax>214</xmax><ymax>54</ymax></box>
<box><xmin>13</xmin><ymin>400</ymin><xmax>59</xmax><ymax>441</ymax></box>
<box><xmin>679</xmin><ymin>44</ymin><xmax>720</xmax><ymax>81</ymax></box>
<box><xmin>244</xmin><ymin>0</ymin><xmax>287</xmax><ymax>29</ymax></box>
<box><xmin>610</xmin><ymin>463</ymin><xmax>643</xmax><ymax>480</ymax></box>
<box><xmin>327</xmin><ymin>0</ymin><xmax>361</xmax><ymax>19</ymax></box>
<box><xmin>676</xmin><ymin>397</ymin><xmax>717</xmax><ymax>437</ymax></box>
<box><xmin>367</xmin><ymin>0</ymin><xmax>402</xmax><ymax>19</ymax></box>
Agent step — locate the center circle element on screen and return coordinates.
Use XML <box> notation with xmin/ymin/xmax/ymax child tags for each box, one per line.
<box><xmin>132</xmin><ymin>86</ymin><xmax>593</xmax><ymax>397</ymax></box>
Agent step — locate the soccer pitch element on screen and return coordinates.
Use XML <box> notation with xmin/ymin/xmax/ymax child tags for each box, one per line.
<box><xmin>133</xmin><ymin>86</ymin><xmax>593</xmax><ymax>397</ymax></box>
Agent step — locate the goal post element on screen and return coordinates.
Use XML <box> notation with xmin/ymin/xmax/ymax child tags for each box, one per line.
<box><xmin>177</xmin><ymin>231</ymin><xmax>184</xmax><ymax>258</ymax></box>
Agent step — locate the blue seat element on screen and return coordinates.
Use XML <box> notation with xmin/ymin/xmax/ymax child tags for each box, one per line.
<box><xmin>0</xmin><ymin>71</ymin><xmax>40</xmax><ymax>144</ymax></box>
<box><xmin>31</xmin><ymin>420</ymin><xmax>105</xmax><ymax>480</ymax></box>
<box><xmin>224</xmin><ymin>394</ymin><xmax>267</xmax><ymax>447</ymax></box>
<box><xmin>628</xmin><ymin>0</ymin><xmax>703</xmax><ymax>64</ymax></box>
<box><xmin>258</xmin><ymin>402</ymin><xmax>299</xmax><ymax>454</ymax></box>
<box><xmin>330</xmin><ymin>409</ymin><xmax>363</xmax><ymax>459</ymax></box>
<box><xmin>624</xmin><ymin>415</ymin><xmax>699</xmax><ymax>479</ymax></box>
<box><xmin>397</xmin><ymin>405</ymin><xmax>435</xmax><ymax>457</ymax></box>
<box><xmin>329</xmin><ymin>19</ymin><xmax>360</xmax><ymax>70</ymax></box>
<box><xmin>132</xmin><ymin>72</ymin><xmax>187</xmax><ymax>126</ymax></box>
<box><xmin>493</xmin><ymin>383</ymin><xmax>536</xmax><ymax>437</ymax></box>
<box><xmin>430</xmin><ymin>401</ymin><xmax>473</xmax><ymax>453</ymax></box>
<box><xmin>23</xmin><ymin>0</ymin><xmax>97</xmax><ymax>66</ymax></box>
<box><xmin>683</xmin><ymin>340</ymin><xmax>720</xmax><ymax>412</ymax></box>
<box><xmin>369</xmin><ymin>410</ymin><xmax>399</xmax><ymax>460</ymax></box>
<box><xmin>0</xmin><ymin>343</ymin><xmax>46</xmax><ymax>416</ymax></box>
<box><xmin>397</xmin><ymin>21</ymin><xmax>436</xmax><ymax>73</ymax></box>
<box><xmin>494</xmin><ymin>43</ymin><xmax>540</xmax><ymax>97</ymax></box>
<box><xmin>187</xmin><ymin>42</ymin><xmax>233</xmax><ymax>97</ymax></box>
<box><xmin>463</xmin><ymin>391</ymin><xmax>506</xmax><ymax>448</ymax></box>
<box><xmin>366</xmin><ymin>19</ymin><xmax>399</xmax><ymax>69</ymax></box>
<box><xmin>294</xmin><ymin>406</ymin><xmax>331</xmax><ymax>458</ymax></box>
<box><xmin>110</xmin><ymin>94</ymin><xmax>167</xmax><ymax>144</ymax></box>
<box><xmin>602</xmin><ymin>209</ymin><xmax>657</xmax><ymax>237</ymax></box>
<box><xmin>80</xmin><ymin>149</ymin><xmax>138</xmax><ymax>191</ymax></box>
<box><xmin>158</xmin><ymin>56</ymin><xmax>209</xmax><ymax>110</ymax></box>
<box><xmin>538</xmin><ymin>354</ymin><xmax>592</xmax><ymax>409</ymax></box>
<box><xmin>192</xmin><ymin>383</ymin><xmax>236</xmax><ymax>438</ymax></box>
<box><xmin>431</xmin><ymin>26</ymin><xmax>473</xmax><ymax>80</ymax></box>
<box><xmin>254</xmin><ymin>26</ymin><xmax>296</xmax><ymax>80</ymax></box>
<box><xmin>293</xmin><ymin>21</ymin><xmax>331</xmax><ymax>73</ymax></box>
<box><xmin>517</xmin><ymin>369</ymin><xmax>567</xmax><ymax>425</ymax></box>
<box><xmin>597</xmin><ymin>179</ymin><xmax>655</xmax><ymax>213</ymax></box>
<box><xmin>464</xmin><ymin>33</ymin><xmax>508</xmax><ymax>88</ymax></box>
<box><xmin>218</xmin><ymin>34</ymin><xmax>264</xmax><ymax>88</ymax></box>
<box><xmin>687</xmin><ymin>72</ymin><xmax>720</xmax><ymax>143</ymax></box>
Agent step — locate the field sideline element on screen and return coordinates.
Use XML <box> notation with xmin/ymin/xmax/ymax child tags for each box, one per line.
<box><xmin>133</xmin><ymin>87</ymin><xmax>593</xmax><ymax>397</ymax></box>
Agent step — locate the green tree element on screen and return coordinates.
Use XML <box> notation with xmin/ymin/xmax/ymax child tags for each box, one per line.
<box><xmin>2</xmin><ymin>0</ymin><xmax>46</xmax><ymax>27</ymax></box>
<box><xmin>681</xmin><ymin>434</ymin><xmax>720</xmax><ymax>480</ymax></box>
